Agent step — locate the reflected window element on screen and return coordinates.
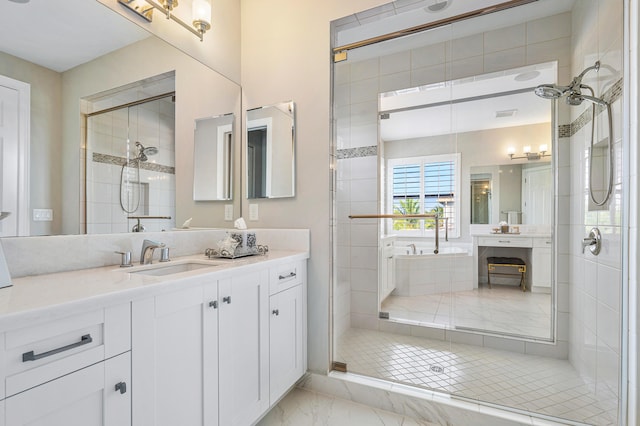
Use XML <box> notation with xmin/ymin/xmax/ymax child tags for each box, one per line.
<box><xmin>388</xmin><ymin>153</ymin><xmax>460</xmax><ymax>237</ymax></box>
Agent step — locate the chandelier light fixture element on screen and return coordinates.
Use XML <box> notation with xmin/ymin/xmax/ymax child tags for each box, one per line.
<box><xmin>119</xmin><ymin>0</ymin><xmax>212</xmax><ymax>41</ymax></box>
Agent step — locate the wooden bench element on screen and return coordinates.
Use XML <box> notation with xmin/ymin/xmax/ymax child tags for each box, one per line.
<box><xmin>487</xmin><ymin>257</ymin><xmax>526</xmax><ymax>291</ymax></box>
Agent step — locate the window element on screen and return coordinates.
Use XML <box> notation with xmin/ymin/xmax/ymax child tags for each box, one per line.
<box><xmin>387</xmin><ymin>153</ymin><xmax>460</xmax><ymax>237</ymax></box>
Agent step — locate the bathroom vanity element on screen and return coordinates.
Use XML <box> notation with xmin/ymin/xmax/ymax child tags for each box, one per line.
<box><xmin>472</xmin><ymin>233</ymin><xmax>552</xmax><ymax>292</ymax></box>
<box><xmin>0</xmin><ymin>230</ymin><xmax>308</xmax><ymax>426</ymax></box>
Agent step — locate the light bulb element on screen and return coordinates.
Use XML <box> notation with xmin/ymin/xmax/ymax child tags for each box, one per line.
<box><xmin>523</xmin><ymin>146</ymin><xmax>531</xmax><ymax>153</ymax></box>
<box><xmin>507</xmin><ymin>146</ymin><xmax>515</xmax><ymax>154</ymax></box>
<box><xmin>539</xmin><ymin>144</ymin><xmax>548</xmax><ymax>152</ymax></box>
<box><xmin>192</xmin><ymin>0</ymin><xmax>211</xmax><ymax>33</ymax></box>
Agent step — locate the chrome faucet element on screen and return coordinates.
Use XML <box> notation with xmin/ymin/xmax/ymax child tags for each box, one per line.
<box><xmin>140</xmin><ymin>239</ymin><xmax>165</xmax><ymax>265</ymax></box>
<box><xmin>407</xmin><ymin>244</ymin><xmax>417</xmax><ymax>255</ymax></box>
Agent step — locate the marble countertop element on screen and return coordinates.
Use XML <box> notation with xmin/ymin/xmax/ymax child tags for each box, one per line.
<box><xmin>471</xmin><ymin>233</ymin><xmax>552</xmax><ymax>238</ymax></box>
<box><xmin>0</xmin><ymin>250</ymin><xmax>308</xmax><ymax>331</ymax></box>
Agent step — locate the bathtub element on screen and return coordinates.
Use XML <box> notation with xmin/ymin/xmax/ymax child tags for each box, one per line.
<box><xmin>391</xmin><ymin>242</ymin><xmax>473</xmax><ymax>297</ymax></box>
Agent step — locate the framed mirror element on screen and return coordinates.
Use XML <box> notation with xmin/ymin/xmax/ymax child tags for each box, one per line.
<box><xmin>193</xmin><ymin>114</ymin><xmax>234</xmax><ymax>201</ymax></box>
<box><xmin>246</xmin><ymin>101</ymin><xmax>296</xmax><ymax>199</ymax></box>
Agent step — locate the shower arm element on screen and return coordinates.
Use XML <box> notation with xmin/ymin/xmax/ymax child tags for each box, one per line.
<box><xmin>349</xmin><ymin>213</ymin><xmax>444</xmax><ymax>254</ymax></box>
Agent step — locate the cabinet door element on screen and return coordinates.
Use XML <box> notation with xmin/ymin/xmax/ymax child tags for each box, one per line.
<box><xmin>218</xmin><ymin>271</ymin><xmax>270</xmax><ymax>426</ymax></box>
<box><xmin>269</xmin><ymin>284</ymin><xmax>304</xmax><ymax>404</ymax></box>
<box><xmin>132</xmin><ymin>284</ymin><xmax>218</xmax><ymax>426</ymax></box>
<box><xmin>532</xmin><ymin>247</ymin><xmax>552</xmax><ymax>290</ymax></box>
<box><xmin>5</xmin><ymin>352</ymin><xmax>130</xmax><ymax>426</ymax></box>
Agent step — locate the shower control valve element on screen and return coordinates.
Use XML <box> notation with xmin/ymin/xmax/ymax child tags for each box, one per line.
<box><xmin>582</xmin><ymin>227</ymin><xmax>601</xmax><ymax>255</ymax></box>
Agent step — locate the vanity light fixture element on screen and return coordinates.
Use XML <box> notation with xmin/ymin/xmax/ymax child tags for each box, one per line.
<box><xmin>118</xmin><ymin>0</ymin><xmax>212</xmax><ymax>41</ymax></box>
<box><xmin>508</xmin><ymin>144</ymin><xmax>550</xmax><ymax>161</ymax></box>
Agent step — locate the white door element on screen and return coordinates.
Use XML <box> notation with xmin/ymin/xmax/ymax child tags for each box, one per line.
<box><xmin>218</xmin><ymin>271</ymin><xmax>269</xmax><ymax>426</ymax></box>
<box><xmin>0</xmin><ymin>75</ymin><xmax>30</xmax><ymax>236</ymax></box>
<box><xmin>5</xmin><ymin>353</ymin><xmax>131</xmax><ymax>426</ymax></box>
<box><xmin>522</xmin><ymin>165</ymin><xmax>552</xmax><ymax>225</ymax></box>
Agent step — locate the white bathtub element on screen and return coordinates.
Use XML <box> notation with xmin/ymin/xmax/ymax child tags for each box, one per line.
<box><xmin>392</xmin><ymin>242</ymin><xmax>473</xmax><ymax>296</ymax></box>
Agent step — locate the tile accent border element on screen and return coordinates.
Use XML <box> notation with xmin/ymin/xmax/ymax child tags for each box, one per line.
<box><xmin>564</xmin><ymin>77</ymin><xmax>623</xmax><ymax>138</ymax></box>
<box><xmin>92</xmin><ymin>152</ymin><xmax>175</xmax><ymax>175</ymax></box>
<box><xmin>336</xmin><ymin>145</ymin><xmax>377</xmax><ymax>159</ymax></box>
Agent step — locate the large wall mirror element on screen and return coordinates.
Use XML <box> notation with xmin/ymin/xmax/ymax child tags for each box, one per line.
<box><xmin>246</xmin><ymin>101</ymin><xmax>296</xmax><ymax>199</ymax></box>
<box><xmin>0</xmin><ymin>0</ymin><xmax>241</xmax><ymax>236</ymax></box>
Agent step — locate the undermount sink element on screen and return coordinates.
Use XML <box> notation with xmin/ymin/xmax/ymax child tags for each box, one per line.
<box><xmin>130</xmin><ymin>261</ymin><xmax>219</xmax><ymax>277</ymax></box>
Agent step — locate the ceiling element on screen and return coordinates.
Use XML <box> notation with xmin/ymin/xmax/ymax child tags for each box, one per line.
<box><xmin>0</xmin><ymin>0</ymin><xmax>149</xmax><ymax>72</ymax></box>
<box><xmin>380</xmin><ymin>62</ymin><xmax>556</xmax><ymax>141</ymax></box>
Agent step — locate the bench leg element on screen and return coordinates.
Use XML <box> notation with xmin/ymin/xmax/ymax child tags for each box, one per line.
<box><xmin>487</xmin><ymin>266</ymin><xmax>492</xmax><ymax>288</ymax></box>
<box><xmin>520</xmin><ymin>271</ymin><xmax>526</xmax><ymax>291</ymax></box>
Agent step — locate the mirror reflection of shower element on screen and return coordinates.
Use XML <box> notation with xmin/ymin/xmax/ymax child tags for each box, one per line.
<box><xmin>120</xmin><ymin>141</ymin><xmax>159</xmax><ymax>214</ymax></box>
<box><xmin>83</xmin><ymin>72</ymin><xmax>176</xmax><ymax>234</ymax></box>
<box><xmin>534</xmin><ymin>61</ymin><xmax>614</xmax><ymax>206</ymax></box>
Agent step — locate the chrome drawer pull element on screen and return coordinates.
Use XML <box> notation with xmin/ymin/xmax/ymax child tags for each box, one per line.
<box><xmin>223</xmin><ymin>296</ymin><xmax>231</xmax><ymax>304</ymax></box>
<box><xmin>278</xmin><ymin>272</ymin><xmax>296</xmax><ymax>280</ymax></box>
<box><xmin>22</xmin><ymin>334</ymin><xmax>93</xmax><ymax>362</ymax></box>
<box><xmin>115</xmin><ymin>382</ymin><xmax>127</xmax><ymax>394</ymax></box>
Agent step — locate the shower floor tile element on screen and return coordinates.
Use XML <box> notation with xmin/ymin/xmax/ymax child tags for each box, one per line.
<box><xmin>337</xmin><ymin>328</ymin><xmax>617</xmax><ymax>425</ymax></box>
<box><xmin>381</xmin><ymin>285</ymin><xmax>551</xmax><ymax>339</ymax></box>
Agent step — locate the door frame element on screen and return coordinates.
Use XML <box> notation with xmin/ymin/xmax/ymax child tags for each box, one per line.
<box><xmin>0</xmin><ymin>74</ymin><xmax>30</xmax><ymax>236</ymax></box>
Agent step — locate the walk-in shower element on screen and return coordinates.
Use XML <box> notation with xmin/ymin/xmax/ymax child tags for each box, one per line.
<box><xmin>535</xmin><ymin>61</ymin><xmax>614</xmax><ymax>206</ymax></box>
<box><xmin>332</xmin><ymin>0</ymin><xmax>625</xmax><ymax>424</ymax></box>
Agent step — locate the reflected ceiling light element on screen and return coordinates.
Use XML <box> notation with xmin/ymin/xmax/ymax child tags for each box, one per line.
<box><xmin>119</xmin><ymin>0</ymin><xmax>212</xmax><ymax>41</ymax></box>
<box><xmin>426</xmin><ymin>0</ymin><xmax>453</xmax><ymax>12</ymax></box>
<box><xmin>508</xmin><ymin>145</ymin><xmax>550</xmax><ymax>161</ymax></box>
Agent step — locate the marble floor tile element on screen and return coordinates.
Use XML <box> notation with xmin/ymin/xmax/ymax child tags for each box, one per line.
<box><xmin>337</xmin><ymin>328</ymin><xmax>618</xmax><ymax>425</ymax></box>
<box><xmin>258</xmin><ymin>388</ymin><xmax>439</xmax><ymax>426</ymax></box>
<box><xmin>381</xmin><ymin>285</ymin><xmax>551</xmax><ymax>339</ymax></box>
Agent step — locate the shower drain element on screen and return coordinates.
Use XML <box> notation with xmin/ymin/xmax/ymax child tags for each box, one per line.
<box><xmin>429</xmin><ymin>365</ymin><xmax>444</xmax><ymax>374</ymax></box>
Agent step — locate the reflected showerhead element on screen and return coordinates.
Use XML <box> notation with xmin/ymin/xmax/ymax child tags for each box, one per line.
<box><xmin>534</xmin><ymin>84</ymin><xmax>569</xmax><ymax>99</ymax></box>
<box><xmin>566</xmin><ymin>92</ymin><xmax>608</xmax><ymax>107</ymax></box>
<box><xmin>134</xmin><ymin>141</ymin><xmax>159</xmax><ymax>162</ymax></box>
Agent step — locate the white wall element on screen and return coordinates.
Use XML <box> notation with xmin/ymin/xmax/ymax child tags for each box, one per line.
<box><xmin>567</xmin><ymin>0</ymin><xmax>624</xmax><ymax>419</ymax></box>
<box><xmin>99</xmin><ymin>0</ymin><xmax>241</xmax><ymax>83</ymax></box>
<box><xmin>0</xmin><ymin>52</ymin><xmax>62</xmax><ymax>236</ymax></box>
<box><xmin>241</xmin><ymin>0</ymin><xmax>390</xmax><ymax>373</ymax></box>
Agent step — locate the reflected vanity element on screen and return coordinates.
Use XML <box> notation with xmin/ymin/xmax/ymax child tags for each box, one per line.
<box><xmin>246</xmin><ymin>101</ymin><xmax>296</xmax><ymax>199</ymax></box>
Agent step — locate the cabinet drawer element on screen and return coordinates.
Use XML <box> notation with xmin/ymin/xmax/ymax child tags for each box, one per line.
<box><xmin>270</xmin><ymin>261</ymin><xmax>305</xmax><ymax>295</ymax></box>
<box><xmin>3</xmin><ymin>303</ymin><xmax>130</xmax><ymax>397</ymax></box>
<box><xmin>477</xmin><ymin>237</ymin><xmax>533</xmax><ymax>248</ymax></box>
<box><xmin>533</xmin><ymin>238</ymin><xmax>553</xmax><ymax>248</ymax></box>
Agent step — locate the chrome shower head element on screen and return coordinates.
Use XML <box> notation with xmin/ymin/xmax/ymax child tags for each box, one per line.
<box><xmin>534</xmin><ymin>84</ymin><xmax>570</xmax><ymax>99</ymax></box>
<box><xmin>566</xmin><ymin>92</ymin><xmax>608</xmax><ymax>107</ymax></box>
<box><xmin>134</xmin><ymin>141</ymin><xmax>159</xmax><ymax>162</ymax></box>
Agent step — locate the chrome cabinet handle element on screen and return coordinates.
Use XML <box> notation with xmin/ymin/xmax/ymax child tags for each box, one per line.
<box><xmin>115</xmin><ymin>382</ymin><xmax>127</xmax><ymax>394</ymax></box>
<box><xmin>223</xmin><ymin>296</ymin><xmax>231</xmax><ymax>304</ymax></box>
<box><xmin>278</xmin><ymin>272</ymin><xmax>296</xmax><ymax>280</ymax></box>
<box><xmin>209</xmin><ymin>300</ymin><xmax>218</xmax><ymax>309</ymax></box>
<box><xmin>272</xmin><ymin>309</ymin><xmax>280</xmax><ymax>316</ymax></box>
<box><xmin>22</xmin><ymin>334</ymin><xmax>93</xmax><ymax>362</ymax></box>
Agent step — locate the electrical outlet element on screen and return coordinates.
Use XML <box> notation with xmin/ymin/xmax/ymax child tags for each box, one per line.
<box><xmin>33</xmin><ymin>209</ymin><xmax>53</xmax><ymax>221</ymax></box>
<box><xmin>249</xmin><ymin>204</ymin><xmax>259</xmax><ymax>221</ymax></box>
<box><xmin>224</xmin><ymin>204</ymin><xmax>233</xmax><ymax>221</ymax></box>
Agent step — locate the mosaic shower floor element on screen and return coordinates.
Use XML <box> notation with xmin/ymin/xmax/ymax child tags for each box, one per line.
<box><xmin>337</xmin><ymin>328</ymin><xmax>618</xmax><ymax>425</ymax></box>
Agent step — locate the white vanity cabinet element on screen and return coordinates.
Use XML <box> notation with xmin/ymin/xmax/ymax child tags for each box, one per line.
<box><xmin>132</xmin><ymin>258</ymin><xmax>307</xmax><ymax>426</ymax></box>
<box><xmin>268</xmin><ymin>261</ymin><xmax>306</xmax><ymax>405</ymax></box>
<box><xmin>531</xmin><ymin>237</ymin><xmax>552</xmax><ymax>291</ymax></box>
<box><xmin>0</xmin><ymin>303</ymin><xmax>132</xmax><ymax>426</ymax></box>
<box><xmin>132</xmin><ymin>282</ymin><xmax>219</xmax><ymax>426</ymax></box>
<box><xmin>218</xmin><ymin>269</ymin><xmax>270</xmax><ymax>426</ymax></box>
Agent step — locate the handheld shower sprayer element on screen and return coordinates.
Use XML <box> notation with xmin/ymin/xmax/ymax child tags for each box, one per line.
<box><xmin>533</xmin><ymin>61</ymin><xmax>613</xmax><ymax>207</ymax></box>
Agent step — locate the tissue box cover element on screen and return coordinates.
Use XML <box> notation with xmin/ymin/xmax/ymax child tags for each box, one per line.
<box><xmin>229</xmin><ymin>231</ymin><xmax>258</xmax><ymax>257</ymax></box>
